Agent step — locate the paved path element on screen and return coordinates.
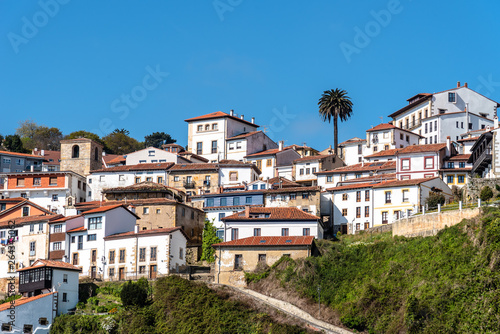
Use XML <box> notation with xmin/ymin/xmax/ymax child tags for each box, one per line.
<box><xmin>220</xmin><ymin>285</ymin><xmax>353</xmax><ymax>334</ymax></box>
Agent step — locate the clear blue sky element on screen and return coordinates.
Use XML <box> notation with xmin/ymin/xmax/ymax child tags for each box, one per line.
<box><xmin>2</xmin><ymin>1</ymin><xmax>500</xmax><ymax>151</ymax></box>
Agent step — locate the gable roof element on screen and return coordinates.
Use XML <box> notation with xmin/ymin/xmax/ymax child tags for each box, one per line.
<box><xmin>267</xmin><ymin>176</ymin><xmax>301</xmax><ymax>188</ymax></box>
<box><xmin>244</xmin><ymin>147</ymin><xmax>298</xmax><ymax>158</ymax></box>
<box><xmin>222</xmin><ymin>207</ymin><xmax>319</xmax><ymax>221</ymax></box>
<box><xmin>339</xmin><ymin>137</ymin><xmax>366</xmax><ymax>146</ymax></box>
<box><xmin>104</xmin><ymin>226</ymin><xmax>188</xmax><ymax>240</ymax></box>
<box><xmin>17</xmin><ymin>259</ymin><xmax>81</xmax><ymax>272</ymax></box>
<box><xmin>364</xmin><ymin>148</ymin><xmax>400</xmax><ymax>158</ymax></box>
<box><xmin>388</xmin><ymin>94</ymin><xmax>433</xmax><ymax>119</ymax></box>
<box><xmin>91</xmin><ymin>162</ymin><xmax>174</xmax><ymax>173</ymax></box>
<box><xmin>327</xmin><ymin>182</ymin><xmax>380</xmax><ymax>192</ymax></box>
<box><xmin>226</xmin><ymin>131</ymin><xmax>263</xmax><ymax>140</ymax></box>
<box><xmin>294</xmin><ymin>154</ymin><xmax>335</xmax><ymax>163</ymax></box>
<box><xmin>82</xmin><ymin>204</ymin><xmax>140</xmax><ymax>219</ymax></box>
<box><xmin>372</xmin><ymin>176</ymin><xmax>440</xmax><ymax>188</ymax></box>
<box><xmin>0</xmin><ymin>214</ymin><xmax>62</xmax><ymax>228</ymax></box>
<box><xmin>0</xmin><ymin>292</ymin><xmax>57</xmax><ymax>312</ymax></box>
<box><xmin>103</xmin><ymin>154</ymin><xmax>125</xmax><ymax>165</ymax></box>
<box><xmin>177</xmin><ymin>152</ymin><xmax>209</xmax><ymax>163</ymax></box>
<box><xmin>213</xmin><ymin>236</ymin><xmax>315</xmax><ymax>247</ymax></box>
<box><xmin>0</xmin><ymin>150</ymin><xmax>45</xmax><ymax>160</ymax></box>
<box><xmin>102</xmin><ymin>181</ymin><xmax>185</xmax><ymax>195</ymax></box>
<box><xmin>396</xmin><ymin>143</ymin><xmax>447</xmax><ymax>155</ymax></box>
<box><xmin>32</xmin><ymin>150</ymin><xmax>61</xmax><ymax>165</ymax></box>
<box><xmin>316</xmin><ymin>161</ymin><xmax>396</xmax><ymax>174</ymax></box>
<box><xmin>184</xmin><ymin>111</ymin><xmax>259</xmax><ymax>127</ymax></box>
<box><xmin>0</xmin><ymin>199</ymin><xmax>55</xmax><ymax>220</ymax></box>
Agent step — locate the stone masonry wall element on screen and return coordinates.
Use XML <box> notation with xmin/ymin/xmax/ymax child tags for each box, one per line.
<box><xmin>465</xmin><ymin>178</ymin><xmax>500</xmax><ymax>201</ymax></box>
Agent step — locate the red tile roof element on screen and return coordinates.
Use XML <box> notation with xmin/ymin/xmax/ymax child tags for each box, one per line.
<box><xmin>17</xmin><ymin>259</ymin><xmax>81</xmax><ymax>272</ymax></box>
<box><xmin>364</xmin><ymin>148</ymin><xmax>399</xmax><ymax>158</ymax></box>
<box><xmin>372</xmin><ymin>176</ymin><xmax>440</xmax><ymax>188</ymax></box>
<box><xmin>104</xmin><ymin>226</ymin><xmax>187</xmax><ymax>240</ymax></box>
<box><xmin>327</xmin><ymin>182</ymin><xmax>380</xmax><ymax>192</ymax></box>
<box><xmin>67</xmin><ymin>226</ymin><xmax>86</xmax><ymax>232</ymax></box>
<box><xmin>32</xmin><ymin>150</ymin><xmax>61</xmax><ymax>165</ymax></box>
<box><xmin>267</xmin><ymin>176</ymin><xmax>301</xmax><ymax>188</ymax></box>
<box><xmin>294</xmin><ymin>154</ymin><xmax>334</xmax><ymax>163</ymax></box>
<box><xmin>223</xmin><ymin>207</ymin><xmax>319</xmax><ymax>221</ymax></box>
<box><xmin>0</xmin><ymin>214</ymin><xmax>61</xmax><ymax>228</ymax></box>
<box><xmin>0</xmin><ymin>292</ymin><xmax>56</xmax><ymax>312</ymax></box>
<box><xmin>102</xmin><ymin>181</ymin><xmax>185</xmax><ymax>194</ymax></box>
<box><xmin>339</xmin><ymin>137</ymin><xmax>366</xmax><ymax>146</ymax></box>
<box><xmin>213</xmin><ymin>236</ymin><xmax>315</xmax><ymax>247</ymax></box>
<box><xmin>316</xmin><ymin>161</ymin><xmax>396</xmax><ymax>174</ymax></box>
<box><xmin>337</xmin><ymin>173</ymin><xmax>396</xmax><ymax>184</ymax></box>
<box><xmin>226</xmin><ymin>131</ymin><xmax>263</xmax><ymax>140</ymax></box>
<box><xmin>177</xmin><ymin>152</ymin><xmax>209</xmax><ymax>162</ymax></box>
<box><xmin>396</xmin><ymin>143</ymin><xmax>447</xmax><ymax>154</ymax></box>
<box><xmin>184</xmin><ymin>111</ymin><xmax>259</xmax><ymax>127</ymax></box>
<box><xmin>103</xmin><ymin>154</ymin><xmax>125</xmax><ymax>165</ymax></box>
<box><xmin>457</xmin><ymin>137</ymin><xmax>479</xmax><ymax>143</ymax></box>
<box><xmin>264</xmin><ymin>186</ymin><xmax>320</xmax><ymax>194</ymax></box>
<box><xmin>91</xmin><ymin>162</ymin><xmax>174</xmax><ymax>173</ymax></box>
<box><xmin>0</xmin><ymin>150</ymin><xmax>45</xmax><ymax>159</ymax></box>
<box><xmin>366</xmin><ymin>123</ymin><xmax>397</xmax><ymax>132</ymax></box>
<box><xmin>447</xmin><ymin>154</ymin><xmax>471</xmax><ymax>161</ymax></box>
<box><xmin>82</xmin><ymin>204</ymin><xmax>126</xmax><ymax>214</ymax></box>
<box><xmin>169</xmin><ymin>163</ymin><xmax>219</xmax><ymax>171</ymax></box>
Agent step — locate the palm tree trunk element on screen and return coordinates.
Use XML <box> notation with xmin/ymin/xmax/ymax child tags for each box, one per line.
<box><xmin>333</xmin><ymin>116</ymin><xmax>338</xmax><ymax>155</ymax></box>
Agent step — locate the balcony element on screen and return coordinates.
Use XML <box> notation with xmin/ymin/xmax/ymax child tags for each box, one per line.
<box><xmin>184</xmin><ymin>181</ymin><xmax>196</xmax><ymax>189</ymax></box>
<box><xmin>471</xmin><ymin>147</ymin><xmax>492</xmax><ymax>175</ymax></box>
<box><xmin>203</xmin><ymin>181</ymin><xmax>211</xmax><ymax>187</ymax></box>
<box><xmin>400</xmin><ymin>119</ymin><xmax>422</xmax><ymax>131</ymax></box>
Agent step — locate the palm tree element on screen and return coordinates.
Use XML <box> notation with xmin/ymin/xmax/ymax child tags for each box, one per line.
<box><xmin>318</xmin><ymin>88</ymin><xmax>353</xmax><ymax>154</ymax></box>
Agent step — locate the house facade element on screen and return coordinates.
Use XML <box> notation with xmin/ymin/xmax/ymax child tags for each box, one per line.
<box><xmin>338</xmin><ymin>137</ymin><xmax>367</xmax><ymax>165</ymax></box>
<box><xmin>292</xmin><ymin>155</ymin><xmax>344</xmax><ymax>186</ymax></box>
<box><xmin>396</xmin><ymin>142</ymin><xmax>452</xmax><ymax>180</ymax></box>
<box><xmin>125</xmin><ymin>147</ymin><xmax>190</xmax><ymax>165</ymax></box>
<box><xmin>244</xmin><ymin>144</ymin><xmax>301</xmax><ymax>180</ymax></box>
<box><xmin>365</xmin><ymin>123</ymin><xmax>422</xmax><ymax>154</ymax></box>
<box><xmin>225</xmin><ymin>131</ymin><xmax>278</xmax><ymax>161</ymax></box>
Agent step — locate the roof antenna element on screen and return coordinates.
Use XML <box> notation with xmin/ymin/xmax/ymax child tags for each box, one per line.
<box><xmin>379</xmin><ymin>116</ymin><xmax>383</xmax><ymax>123</ymax></box>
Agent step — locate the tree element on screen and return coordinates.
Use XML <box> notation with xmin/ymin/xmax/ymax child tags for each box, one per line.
<box><xmin>480</xmin><ymin>186</ymin><xmax>493</xmax><ymax>202</ymax></box>
<box><xmin>65</xmin><ymin>130</ymin><xmax>103</xmax><ymax>144</ymax></box>
<box><xmin>426</xmin><ymin>191</ymin><xmax>445</xmax><ymax>209</ymax></box>
<box><xmin>144</xmin><ymin>132</ymin><xmax>176</xmax><ymax>149</ymax></box>
<box><xmin>318</xmin><ymin>88</ymin><xmax>353</xmax><ymax>154</ymax></box>
<box><xmin>120</xmin><ymin>279</ymin><xmax>149</xmax><ymax>308</ymax></box>
<box><xmin>3</xmin><ymin>135</ymin><xmax>28</xmax><ymax>153</ymax></box>
<box><xmin>16</xmin><ymin>120</ymin><xmax>63</xmax><ymax>151</ymax></box>
<box><xmin>201</xmin><ymin>219</ymin><xmax>222</xmax><ymax>263</ymax></box>
<box><xmin>102</xmin><ymin>129</ymin><xmax>143</xmax><ymax>155</ymax></box>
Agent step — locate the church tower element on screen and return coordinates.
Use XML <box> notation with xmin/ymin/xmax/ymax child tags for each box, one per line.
<box><xmin>60</xmin><ymin>138</ymin><xmax>103</xmax><ymax>176</ymax></box>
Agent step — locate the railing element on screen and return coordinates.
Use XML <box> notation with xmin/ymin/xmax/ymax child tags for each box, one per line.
<box><xmin>184</xmin><ymin>181</ymin><xmax>196</xmax><ymax>189</ymax></box>
<box><xmin>472</xmin><ymin>147</ymin><xmax>492</xmax><ymax>174</ymax></box>
<box><xmin>400</xmin><ymin>119</ymin><xmax>422</xmax><ymax>131</ymax></box>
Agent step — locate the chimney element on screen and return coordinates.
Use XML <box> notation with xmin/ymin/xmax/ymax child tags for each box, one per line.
<box><xmin>245</xmin><ymin>205</ymin><xmax>250</xmax><ymax>218</ymax></box>
<box><xmin>446</xmin><ymin>136</ymin><xmax>451</xmax><ymax>155</ymax></box>
<box><xmin>278</xmin><ymin>141</ymin><xmax>284</xmax><ymax>151</ymax></box>
<box><xmin>41</xmin><ymin>150</ymin><xmax>45</xmax><ymax>156</ymax></box>
<box><xmin>457</xmin><ymin>81</ymin><xmax>461</xmax><ymax>88</ymax></box>
<box><xmin>464</xmin><ymin>82</ymin><xmax>468</xmax><ymax>88</ymax></box>
<box><xmin>134</xmin><ymin>225</ymin><xmax>139</xmax><ymax>234</ymax></box>
<box><xmin>251</xmin><ymin>117</ymin><xmax>255</xmax><ymax>124</ymax></box>
<box><xmin>230</xmin><ymin>109</ymin><xmax>234</xmax><ymax>116</ymax></box>
<box><xmin>240</xmin><ymin>114</ymin><xmax>244</xmax><ymax>120</ymax></box>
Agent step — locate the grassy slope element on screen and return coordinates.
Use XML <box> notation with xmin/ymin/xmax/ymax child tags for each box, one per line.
<box><xmin>248</xmin><ymin>207</ymin><xmax>500</xmax><ymax>333</ymax></box>
<box><xmin>51</xmin><ymin>276</ymin><xmax>312</xmax><ymax>334</ymax></box>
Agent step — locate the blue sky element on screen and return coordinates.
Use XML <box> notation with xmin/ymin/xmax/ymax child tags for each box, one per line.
<box><xmin>1</xmin><ymin>0</ymin><xmax>500</xmax><ymax>151</ymax></box>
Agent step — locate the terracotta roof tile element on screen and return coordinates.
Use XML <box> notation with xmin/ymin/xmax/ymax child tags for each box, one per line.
<box><xmin>102</xmin><ymin>181</ymin><xmax>185</xmax><ymax>194</ymax></box>
<box><xmin>364</xmin><ymin>148</ymin><xmax>399</xmax><ymax>158</ymax></box>
<box><xmin>104</xmin><ymin>226</ymin><xmax>187</xmax><ymax>240</ymax></box>
<box><xmin>327</xmin><ymin>182</ymin><xmax>380</xmax><ymax>192</ymax></box>
<box><xmin>267</xmin><ymin>176</ymin><xmax>301</xmax><ymax>188</ymax></box>
<box><xmin>294</xmin><ymin>154</ymin><xmax>335</xmax><ymax>163</ymax></box>
<box><xmin>17</xmin><ymin>259</ymin><xmax>81</xmax><ymax>272</ymax></box>
<box><xmin>0</xmin><ymin>150</ymin><xmax>45</xmax><ymax>159</ymax></box>
<box><xmin>223</xmin><ymin>207</ymin><xmax>319</xmax><ymax>221</ymax></box>
<box><xmin>244</xmin><ymin>147</ymin><xmax>297</xmax><ymax>158</ymax></box>
<box><xmin>67</xmin><ymin>226</ymin><xmax>86</xmax><ymax>233</ymax></box>
<box><xmin>372</xmin><ymin>176</ymin><xmax>439</xmax><ymax>188</ymax></box>
<box><xmin>337</xmin><ymin>173</ymin><xmax>396</xmax><ymax>184</ymax></box>
<box><xmin>32</xmin><ymin>150</ymin><xmax>61</xmax><ymax>165</ymax></box>
<box><xmin>396</xmin><ymin>143</ymin><xmax>447</xmax><ymax>154</ymax></box>
<box><xmin>0</xmin><ymin>214</ymin><xmax>61</xmax><ymax>228</ymax></box>
<box><xmin>91</xmin><ymin>162</ymin><xmax>174</xmax><ymax>173</ymax></box>
<box><xmin>184</xmin><ymin>111</ymin><xmax>259</xmax><ymax>127</ymax></box>
<box><xmin>82</xmin><ymin>204</ymin><xmax>126</xmax><ymax>215</ymax></box>
<box><xmin>316</xmin><ymin>161</ymin><xmax>396</xmax><ymax>174</ymax></box>
<box><xmin>264</xmin><ymin>186</ymin><xmax>320</xmax><ymax>194</ymax></box>
<box><xmin>366</xmin><ymin>123</ymin><xmax>397</xmax><ymax>132</ymax></box>
<box><xmin>226</xmin><ymin>131</ymin><xmax>263</xmax><ymax>140</ymax></box>
<box><xmin>0</xmin><ymin>292</ymin><xmax>56</xmax><ymax>312</ymax></box>
<box><xmin>169</xmin><ymin>163</ymin><xmax>219</xmax><ymax>171</ymax></box>
<box><xmin>457</xmin><ymin>137</ymin><xmax>479</xmax><ymax>143</ymax></box>
<box><xmin>213</xmin><ymin>236</ymin><xmax>315</xmax><ymax>247</ymax></box>
<box><xmin>103</xmin><ymin>154</ymin><xmax>125</xmax><ymax>165</ymax></box>
<box><xmin>339</xmin><ymin>137</ymin><xmax>366</xmax><ymax>146</ymax></box>
<box><xmin>447</xmin><ymin>154</ymin><xmax>471</xmax><ymax>161</ymax></box>
<box><xmin>177</xmin><ymin>152</ymin><xmax>209</xmax><ymax>162</ymax></box>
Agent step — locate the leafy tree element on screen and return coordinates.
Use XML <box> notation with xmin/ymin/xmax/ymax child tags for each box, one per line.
<box><xmin>65</xmin><ymin>130</ymin><xmax>104</xmax><ymax>145</ymax></box>
<box><xmin>451</xmin><ymin>185</ymin><xmax>463</xmax><ymax>202</ymax></box>
<box><xmin>318</xmin><ymin>88</ymin><xmax>354</xmax><ymax>154</ymax></box>
<box><xmin>480</xmin><ymin>186</ymin><xmax>493</xmax><ymax>202</ymax></box>
<box><xmin>3</xmin><ymin>134</ymin><xmax>28</xmax><ymax>153</ymax></box>
<box><xmin>144</xmin><ymin>131</ymin><xmax>176</xmax><ymax>149</ymax></box>
<box><xmin>16</xmin><ymin>120</ymin><xmax>63</xmax><ymax>151</ymax></box>
<box><xmin>120</xmin><ymin>280</ymin><xmax>149</xmax><ymax>308</ymax></box>
<box><xmin>0</xmin><ymin>134</ymin><xmax>4</xmax><ymax>148</ymax></box>
<box><xmin>426</xmin><ymin>191</ymin><xmax>445</xmax><ymax>209</ymax></box>
<box><xmin>201</xmin><ymin>219</ymin><xmax>222</xmax><ymax>263</ymax></box>
<box><xmin>102</xmin><ymin>129</ymin><xmax>143</xmax><ymax>155</ymax></box>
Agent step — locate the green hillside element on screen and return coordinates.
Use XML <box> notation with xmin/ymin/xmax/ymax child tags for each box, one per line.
<box><xmin>247</xmin><ymin>207</ymin><xmax>500</xmax><ymax>333</ymax></box>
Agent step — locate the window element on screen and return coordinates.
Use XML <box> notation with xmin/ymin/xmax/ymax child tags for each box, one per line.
<box><xmin>327</xmin><ymin>176</ymin><xmax>333</xmax><ymax>182</ymax></box>
<box><xmin>182</xmin><ymin>207</ymin><xmax>186</xmax><ymax>217</ymax></box>
<box><xmin>256</xmin><ymin>160</ymin><xmax>262</xmax><ymax>170</ymax></box>
<box><xmin>456</xmin><ymin>121</ymin><xmax>459</xmax><ymax>128</ymax></box>
<box><xmin>87</xmin><ymin>234</ymin><xmax>96</xmax><ymax>241</ymax></box>
<box><xmin>448</xmin><ymin>92</ymin><xmax>456</xmax><ymax>103</ymax></box>
<box><xmin>146</xmin><ymin>177</ymin><xmax>153</xmax><ymax>182</ymax></box>
<box><xmin>22</xmin><ymin>206</ymin><xmax>29</xmax><ymax>216</ymax></box>
<box><xmin>233</xmin><ymin>197</ymin><xmax>240</xmax><ymax>206</ymax></box>
<box><xmin>365</xmin><ymin>206</ymin><xmax>369</xmax><ymax>217</ymax></box>
<box><xmin>288</xmin><ymin>193</ymin><xmax>296</xmax><ymax>200</ymax></box>
<box><xmin>434</xmin><ymin>121</ymin><xmax>437</xmax><ymax>131</ymax></box>
<box><xmin>88</xmin><ymin>217</ymin><xmax>102</xmax><ymax>230</ymax></box>
<box><xmin>39</xmin><ymin>318</ymin><xmax>48</xmax><ymax>326</ymax></box>
<box><xmin>150</xmin><ymin>247</ymin><xmax>157</xmax><ymax>261</ymax></box>
<box><xmin>306</xmin><ymin>168</ymin><xmax>310</xmax><ymax>175</ymax></box>
<box><xmin>402</xmin><ymin>190</ymin><xmax>409</xmax><ymax>202</ymax></box>
<box><xmin>342</xmin><ymin>208</ymin><xmax>348</xmax><ymax>216</ymax></box>
<box><xmin>469</xmin><ymin>123</ymin><xmax>472</xmax><ymax>130</ymax></box>
<box><xmin>229</xmin><ymin>171</ymin><xmax>238</xmax><ymax>181</ymax></box>
<box><xmin>356</xmin><ymin>207</ymin><xmax>361</xmax><ymax>218</ymax></box>
<box><xmin>49</xmin><ymin>177</ymin><xmax>57</xmax><ymax>186</ymax></box>
<box><xmin>254</xmin><ymin>228</ymin><xmax>261</xmax><ymax>236</ymax></box>
<box><xmin>231</xmin><ymin>228</ymin><xmax>239</xmax><ymax>240</ymax></box>
<box><xmin>358</xmin><ymin>144</ymin><xmax>362</xmax><ymax>154</ymax></box>
<box><xmin>356</xmin><ymin>191</ymin><xmax>361</xmax><ymax>202</ymax></box>
<box><xmin>211</xmin><ymin>140</ymin><xmax>217</xmax><ymax>154</ymax></box>
<box><xmin>109</xmin><ymin>268</ymin><xmax>115</xmax><ymax>277</ymax></box>
<box><xmin>38</xmin><ymin>223</ymin><xmax>43</xmax><ymax>231</ymax></box>
<box><xmin>62</xmin><ymin>293</ymin><xmax>67</xmax><ymax>302</ymax></box>
<box><xmin>281</xmin><ymin>228</ymin><xmax>289</xmax><ymax>236</ymax></box>
<box><xmin>425</xmin><ymin>123</ymin><xmax>428</xmax><ymax>133</ymax></box>
<box><xmin>139</xmin><ymin>248</ymin><xmax>146</xmax><ymax>262</ymax></box>
<box><xmin>234</xmin><ymin>254</ymin><xmax>243</xmax><ymax>270</ymax></box>
<box><xmin>266</xmin><ymin>159</ymin><xmax>272</xmax><ymax>167</ymax></box>
<box><xmin>425</xmin><ymin>157</ymin><xmax>434</xmax><ymax>169</ymax></box>
<box><xmin>23</xmin><ymin>324</ymin><xmax>33</xmax><ymax>333</ymax></box>
<box><xmin>342</xmin><ymin>193</ymin><xmax>348</xmax><ymax>201</ymax></box>
<box><xmin>212</xmin><ymin>123</ymin><xmax>218</xmax><ymax>130</ymax></box>
<box><xmin>197</xmin><ymin>125</ymin><xmax>203</xmax><ymax>132</ymax></box>
<box><xmin>458</xmin><ymin>175</ymin><xmax>465</xmax><ymax>183</ymax></box>
<box><xmin>30</xmin><ymin>241</ymin><xmax>36</xmax><ymax>256</ymax></box>
<box><xmin>179</xmin><ymin>247</ymin><xmax>184</xmax><ymax>260</ymax></box>
<box><xmin>401</xmin><ymin>158</ymin><xmax>410</xmax><ymax>171</ymax></box>
<box><xmin>53</xmin><ymin>242</ymin><xmax>62</xmax><ymax>251</ymax></box>
<box><xmin>260</xmin><ymin>184</ymin><xmax>266</xmax><ymax>189</ymax></box>
<box><xmin>220</xmin><ymin>198</ymin><xmax>227</xmax><ymax>206</ymax></box>
<box><xmin>300</xmin><ymin>169</ymin><xmax>304</xmax><ymax>175</ymax></box>
<box><xmin>459</xmin><ymin>162</ymin><xmax>465</xmax><ymax>168</ymax></box>
<box><xmin>157</xmin><ymin>176</ymin><xmax>163</xmax><ymax>184</ymax></box>
<box><xmin>365</xmin><ymin>190</ymin><xmax>370</xmax><ymax>201</ymax></box>
<box><xmin>303</xmin><ymin>228</ymin><xmax>310</xmax><ymax>236</ymax></box>
<box><xmin>356</xmin><ymin>223</ymin><xmax>360</xmax><ymax>231</ymax></box>
<box><xmin>385</xmin><ymin>191</ymin><xmax>391</xmax><ymax>204</ymax></box>
<box><xmin>109</xmin><ymin>250</ymin><xmax>115</xmax><ymax>264</ymax></box>
<box><xmin>447</xmin><ymin>175</ymin><xmax>454</xmax><ymax>184</ymax></box>
<box><xmin>33</xmin><ymin>177</ymin><xmax>41</xmax><ymax>186</ymax></box>
<box><xmin>119</xmin><ymin>249</ymin><xmax>126</xmax><ymax>263</ymax></box>
<box><xmin>17</xmin><ymin>178</ymin><xmax>25</xmax><ymax>187</ymax></box>
<box><xmin>197</xmin><ymin>142</ymin><xmax>203</xmax><ymax>155</ymax></box>
<box><xmin>246</xmin><ymin>196</ymin><xmax>252</xmax><ymax>204</ymax></box>
<box><xmin>139</xmin><ymin>266</ymin><xmax>146</xmax><ymax>274</ymax></box>
<box><xmin>382</xmin><ymin>211</ymin><xmax>388</xmax><ymax>224</ymax></box>
<box><xmin>143</xmin><ymin>207</ymin><xmax>149</xmax><ymax>214</ymax></box>
<box><xmin>30</xmin><ymin>224</ymin><xmax>34</xmax><ymax>232</ymax></box>
<box><xmin>447</xmin><ymin>162</ymin><xmax>454</xmax><ymax>169</ymax></box>
<box><xmin>461</xmin><ymin>122</ymin><xmax>464</xmax><ymax>129</ymax></box>
<box><xmin>302</xmin><ymin>192</ymin><xmax>309</xmax><ymax>199</ymax></box>
<box><xmin>174</xmin><ymin>176</ymin><xmax>179</xmax><ymax>182</ymax></box>
<box><xmin>78</xmin><ymin>235</ymin><xmax>83</xmax><ymax>250</ymax></box>
<box><xmin>206</xmin><ymin>198</ymin><xmax>214</xmax><ymax>207</ymax></box>
<box><xmin>73</xmin><ymin>253</ymin><xmax>78</xmax><ymax>265</ymax></box>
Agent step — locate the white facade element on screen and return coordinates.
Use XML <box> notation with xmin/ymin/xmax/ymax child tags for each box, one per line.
<box><xmin>331</xmin><ymin>185</ymin><xmax>374</xmax><ymax>234</ymax></box>
<box><xmin>339</xmin><ymin>138</ymin><xmax>367</xmax><ymax>166</ymax></box>
<box><xmin>224</xmin><ymin>219</ymin><xmax>323</xmax><ymax>241</ymax></box>
<box><xmin>48</xmin><ymin>216</ymin><xmax>84</xmax><ymax>261</ymax></box>
<box><xmin>51</xmin><ymin>268</ymin><xmax>80</xmax><ymax>314</ymax></box>
<box><xmin>218</xmin><ymin>165</ymin><xmax>260</xmax><ymax>187</ymax></box>
<box><xmin>226</xmin><ymin>131</ymin><xmax>278</xmax><ymax>161</ymax></box>
<box><xmin>396</xmin><ymin>150</ymin><xmax>446</xmax><ymax>180</ymax></box>
<box><xmin>125</xmin><ymin>147</ymin><xmax>188</xmax><ymax>165</ymax></box>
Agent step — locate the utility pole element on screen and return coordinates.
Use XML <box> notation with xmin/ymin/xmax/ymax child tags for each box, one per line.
<box><xmin>317</xmin><ymin>285</ymin><xmax>321</xmax><ymax>317</ymax></box>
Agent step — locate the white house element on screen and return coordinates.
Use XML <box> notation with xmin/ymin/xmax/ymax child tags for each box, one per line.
<box><xmin>103</xmin><ymin>226</ymin><xmax>188</xmax><ymax>280</ymax></box>
<box><xmin>125</xmin><ymin>147</ymin><xmax>191</xmax><ymax>165</ymax></box>
<box><xmin>86</xmin><ymin>162</ymin><xmax>174</xmax><ymax>201</ymax></box>
<box><xmin>338</xmin><ymin>137</ymin><xmax>367</xmax><ymax>165</ymax></box>
<box><xmin>218</xmin><ymin>161</ymin><xmax>261</xmax><ymax>187</ymax></box>
<box><xmin>185</xmin><ymin>110</ymin><xmax>259</xmax><ymax>162</ymax></box>
<box><xmin>292</xmin><ymin>155</ymin><xmax>344</xmax><ymax>186</ymax></box>
<box><xmin>66</xmin><ymin>205</ymin><xmax>139</xmax><ymax>279</ymax></box>
<box><xmin>388</xmin><ymin>82</ymin><xmax>499</xmax><ymax>144</ymax></box>
<box><xmin>47</xmin><ymin>215</ymin><xmax>85</xmax><ymax>262</ymax></box>
<box><xmin>440</xmin><ymin>154</ymin><xmax>472</xmax><ymax>189</ymax></box>
<box><xmin>365</xmin><ymin>123</ymin><xmax>422</xmax><ymax>154</ymax></box>
<box><xmin>226</xmin><ymin>131</ymin><xmax>278</xmax><ymax>161</ymax></box>
<box><xmin>364</xmin><ymin>148</ymin><xmax>399</xmax><ymax>162</ymax></box>
<box><xmin>222</xmin><ymin>206</ymin><xmax>323</xmax><ymax>241</ymax></box>
<box><xmin>395</xmin><ymin>141</ymin><xmax>454</xmax><ymax>180</ymax></box>
<box><xmin>244</xmin><ymin>143</ymin><xmax>301</xmax><ymax>180</ymax></box>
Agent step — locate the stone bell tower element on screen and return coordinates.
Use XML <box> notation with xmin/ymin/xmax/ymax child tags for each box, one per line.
<box><xmin>60</xmin><ymin>138</ymin><xmax>103</xmax><ymax>176</ymax></box>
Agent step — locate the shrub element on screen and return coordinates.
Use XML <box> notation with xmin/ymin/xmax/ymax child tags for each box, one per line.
<box><xmin>426</xmin><ymin>191</ymin><xmax>445</xmax><ymax>208</ymax></box>
<box><xmin>200</xmin><ymin>219</ymin><xmax>221</xmax><ymax>263</ymax></box>
<box><xmin>480</xmin><ymin>186</ymin><xmax>494</xmax><ymax>202</ymax></box>
<box><xmin>120</xmin><ymin>280</ymin><xmax>149</xmax><ymax>308</ymax></box>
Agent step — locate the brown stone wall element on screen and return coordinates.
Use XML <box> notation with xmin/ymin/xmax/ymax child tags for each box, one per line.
<box><xmin>168</xmin><ymin>171</ymin><xmax>220</xmax><ymax>195</ymax></box>
<box><xmin>60</xmin><ymin>139</ymin><xmax>103</xmax><ymax>176</ymax></box>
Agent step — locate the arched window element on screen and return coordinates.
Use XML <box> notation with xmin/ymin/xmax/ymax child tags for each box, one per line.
<box><xmin>94</xmin><ymin>147</ymin><xmax>99</xmax><ymax>161</ymax></box>
<box><xmin>72</xmin><ymin>145</ymin><xmax>79</xmax><ymax>158</ymax></box>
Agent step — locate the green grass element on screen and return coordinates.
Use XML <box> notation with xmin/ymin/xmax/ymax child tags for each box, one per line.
<box><xmin>248</xmin><ymin>207</ymin><xmax>500</xmax><ymax>333</ymax></box>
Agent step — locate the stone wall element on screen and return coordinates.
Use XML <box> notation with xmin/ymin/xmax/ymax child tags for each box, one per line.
<box><xmin>465</xmin><ymin>178</ymin><xmax>500</xmax><ymax>200</ymax></box>
<box><xmin>392</xmin><ymin>207</ymin><xmax>480</xmax><ymax>238</ymax></box>
<box><xmin>360</xmin><ymin>224</ymin><xmax>393</xmax><ymax>234</ymax></box>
